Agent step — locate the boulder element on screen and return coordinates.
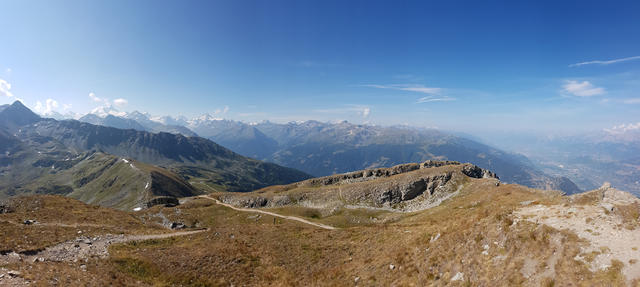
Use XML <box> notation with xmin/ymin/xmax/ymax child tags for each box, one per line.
<box><xmin>145</xmin><ymin>196</ymin><xmax>180</xmax><ymax>208</ymax></box>
<box><xmin>170</xmin><ymin>222</ymin><xmax>186</xmax><ymax>230</ymax></box>
<box><xmin>0</xmin><ymin>203</ymin><xmax>13</xmax><ymax>214</ymax></box>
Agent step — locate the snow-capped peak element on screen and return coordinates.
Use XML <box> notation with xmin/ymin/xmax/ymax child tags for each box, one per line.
<box><xmin>90</xmin><ymin>105</ymin><xmax>126</xmax><ymax>118</ymax></box>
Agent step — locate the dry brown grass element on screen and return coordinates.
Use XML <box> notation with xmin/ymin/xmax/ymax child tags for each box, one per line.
<box><xmin>0</xmin><ymin>195</ymin><xmax>164</xmax><ymax>252</ymax></box>
<box><xmin>614</xmin><ymin>203</ymin><xmax>640</xmax><ymax>230</ymax></box>
<box><xmin>3</xmin><ymin>179</ymin><xmax>629</xmax><ymax>286</ymax></box>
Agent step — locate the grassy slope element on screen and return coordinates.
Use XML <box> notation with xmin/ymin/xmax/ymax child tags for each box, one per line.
<box><xmin>8</xmin><ymin>178</ymin><xmax>629</xmax><ymax>286</ymax></box>
<box><xmin>98</xmin><ymin>180</ymin><xmax>628</xmax><ymax>286</ymax></box>
<box><xmin>0</xmin><ymin>195</ymin><xmax>165</xmax><ymax>253</ymax></box>
<box><xmin>1</xmin><ymin>150</ymin><xmax>200</xmax><ymax>211</ymax></box>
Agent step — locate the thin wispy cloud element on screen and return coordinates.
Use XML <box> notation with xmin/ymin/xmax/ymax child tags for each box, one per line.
<box><xmin>562</xmin><ymin>80</ymin><xmax>605</xmax><ymax>97</ymax></box>
<box><xmin>314</xmin><ymin>105</ymin><xmax>371</xmax><ymax>118</ymax></box>
<box><xmin>113</xmin><ymin>98</ymin><xmax>128</xmax><ymax>107</ymax></box>
<box><xmin>569</xmin><ymin>55</ymin><xmax>640</xmax><ymax>67</ymax></box>
<box><xmin>362</xmin><ymin>84</ymin><xmax>442</xmax><ymax>95</ymax></box>
<box><xmin>89</xmin><ymin>92</ymin><xmax>103</xmax><ymax>103</ymax></box>
<box><xmin>215</xmin><ymin>105</ymin><xmax>230</xmax><ymax>115</ymax></box>
<box><xmin>416</xmin><ymin>96</ymin><xmax>456</xmax><ymax>103</ymax></box>
<box><xmin>623</xmin><ymin>98</ymin><xmax>640</xmax><ymax>104</ymax></box>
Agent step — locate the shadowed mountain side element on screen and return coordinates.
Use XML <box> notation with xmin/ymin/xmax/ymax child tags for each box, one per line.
<box><xmin>0</xmin><ymin>101</ymin><xmax>41</xmax><ymax>131</ymax></box>
<box><xmin>17</xmin><ymin>119</ymin><xmax>310</xmax><ymax>191</ymax></box>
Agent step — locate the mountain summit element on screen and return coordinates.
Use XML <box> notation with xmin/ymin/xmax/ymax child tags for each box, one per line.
<box><xmin>0</xmin><ymin>100</ymin><xmax>41</xmax><ymax>130</ymax></box>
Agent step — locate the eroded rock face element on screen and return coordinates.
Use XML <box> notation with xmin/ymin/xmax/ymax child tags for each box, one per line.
<box><xmin>222</xmin><ymin>161</ymin><xmax>500</xmax><ymax>212</ymax></box>
<box><xmin>375</xmin><ymin>172</ymin><xmax>454</xmax><ymax>205</ymax></box>
<box><xmin>461</xmin><ymin>164</ymin><xmax>498</xmax><ymax>179</ymax></box>
<box><xmin>304</xmin><ymin>160</ymin><xmax>474</xmax><ymax>187</ymax></box>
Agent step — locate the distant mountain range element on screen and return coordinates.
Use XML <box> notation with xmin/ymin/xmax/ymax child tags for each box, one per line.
<box><xmin>0</xmin><ymin>101</ymin><xmax>310</xmax><ymax>210</ymax></box>
<box><xmin>70</xmin><ymin>106</ymin><xmax>582</xmax><ymax>194</ymax></box>
<box><xmin>478</xmin><ymin>131</ymin><xmax>640</xmax><ymax>196</ymax></box>
<box><xmin>79</xmin><ymin>111</ymin><xmax>198</xmax><ymax>137</ymax></box>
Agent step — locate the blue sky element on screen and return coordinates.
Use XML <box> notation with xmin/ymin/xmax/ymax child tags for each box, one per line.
<box><xmin>1</xmin><ymin>0</ymin><xmax>639</xmax><ymax>133</ymax></box>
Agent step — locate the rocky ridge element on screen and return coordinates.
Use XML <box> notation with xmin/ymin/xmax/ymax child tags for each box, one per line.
<box><xmin>219</xmin><ymin>160</ymin><xmax>500</xmax><ymax>212</ymax></box>
<box><xmin>515</xmin><ymin>182</ymin><xmax>640</xmax><ymax>284</ymax></box>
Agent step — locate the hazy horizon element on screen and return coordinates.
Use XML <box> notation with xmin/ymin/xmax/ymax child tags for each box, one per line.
<box><xmin>2</xmin><ymin>0</ymin><xmax>639</xmax><ymax>134</ymax></box>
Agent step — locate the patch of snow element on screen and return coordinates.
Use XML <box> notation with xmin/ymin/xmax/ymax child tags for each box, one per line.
<box><xmin>122</xmin><ymin>159</ymin><xmax>129</xmax><ymax>163</ymax></box>
<box><xmin>133</xmin><ymin>207</ymin><xmax>142</xmax><ymax>212</ymax></box>
<box><xmin>144</xmin><ymin>182</ymin><xmax>149</xmax><ymax>189</ymax></box>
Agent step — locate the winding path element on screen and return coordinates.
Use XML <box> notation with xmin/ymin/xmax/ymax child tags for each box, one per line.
<box><xmin>199</xmin><ymin>195</ymin><xmax>337</xmax><ymax>230</ymax></box>
<box><xmin>0</xmin><ymin>229</ymin><xmax>209</xmax><ymax>265</ymax></box>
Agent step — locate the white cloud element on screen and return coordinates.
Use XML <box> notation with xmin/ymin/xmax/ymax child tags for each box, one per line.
<box><xmin>63</xmin><ymin>103</ymin><xmax>72</xmax><ymax>110</ymax></box>
<box><xmin>34</xmin><ymin>101</ymin><xmax>42</xmax><ymax>112</ymax></box>
<box><xmin>623</xmin><ymin>98</ymin><xmax>640</xmax><ymax>104</ymax></box>
<box><xmin>46</xmin><ymin>99</ymin><xmax>59</xmax><ymax>111</ymax></box>
<box><xmin>0</xmin><ymin>78</ymin><xmax>14</xmax><ymax>98</ymax></box>
<box><xmin>416</xmin><ymin>96</ymin><xmax>456</xmax><ymax>103</ymax></box>
<box><xmin>362</xmin><ymin>107</ymin><xmax>370</xmax><ymax>118</ymax></box>
<box><xmin>362</xmin><ymin>84</ymin><xmax>442</xmax><ymax>95</ymax></box>
<box><xmin>211</xmin><ymin>106</ymin><xmax>230</xmax><ymax>115</ymax></box>
<box><xmin>88</xmin><ymin>92</ymin><xmax>130</xmax><ymax>117</ymax></box>
<box><xmin>113</xmin><ymin>98</ymin><xmax>128</xmax><ymax>107</ymax></box>
<box><xmin>33</xmin><ymin>98</ymin><xmax>59</xmax><ymax>115</ymax></box>
<box><xmin>5</xmin><ymin>68</ymin><xmax>11</xmax><ymax>74</ymax></box>
<box><xmin>90</xmin><ymin>105</ymin><xmax>126</xmax><ymax>117</ymax></box>
<box><xmin>570</xmin><ymin>55</ymin><xmax>640</xmax><ymax>67</ymax></box>
<box><xmin>562</xmin><ymin>80</ymin><xmax>605</xmax><ymax>97</ymax></box>
<box><xmin>605</xmin><ymin>122</ymin><xmax>640</xmax><ymax>134</ymax></box>
<box><xmin>89</xmin><ymin>92</ymin><xmax>102</xmax><ymax>102</ymax></box>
